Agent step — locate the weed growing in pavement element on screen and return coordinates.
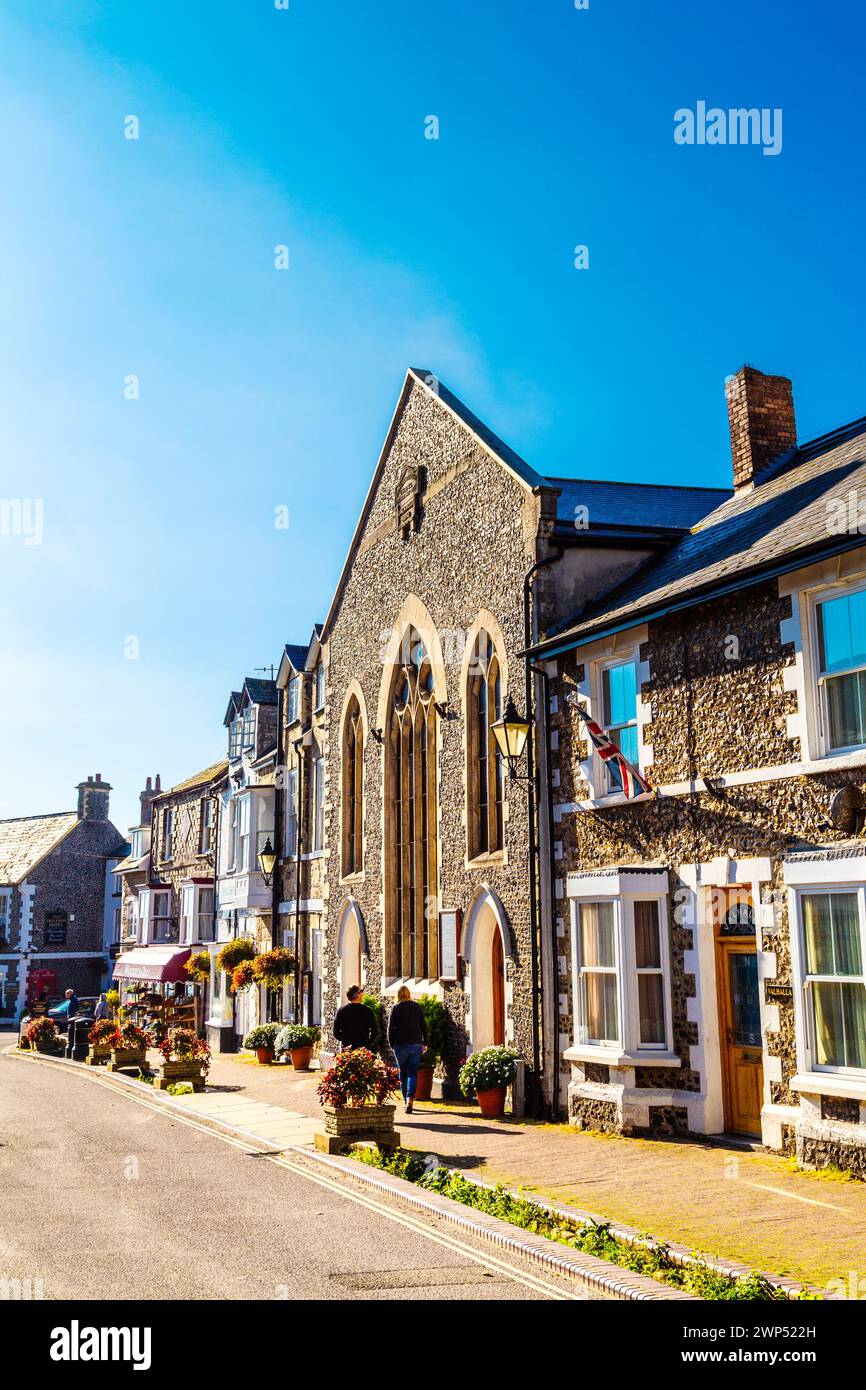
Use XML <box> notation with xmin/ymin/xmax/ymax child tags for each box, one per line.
<box><xmin>350</xmin><ymin>1147</ymin><xmax>814</xmax><ymax>1300</ymax></box>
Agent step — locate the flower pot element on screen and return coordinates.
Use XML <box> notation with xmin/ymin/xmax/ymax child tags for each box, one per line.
<box><xmin>290</xmin><ymin>1045</ymin><xmax>313</xmax><ymax>1071</ymax></box>
<box><xmin>414</xmin><ymin>1065</ymin><xmax>434</xmax><ymax>1102</ymax></box>
<box><xmin>316</xmin><ymin>1101</ymin><xmax>399</xmax><ymax>1154</ymax></box>
<box><xmin>107</xmin><ymin>1047</ymin><xmax>147</xmax><ymax>1072</ymax></box>
<box><xmin>475</xmin><ymin>1085</ymin><xmax>507</xmax><ymax>1118</ymax></box>
<box><xmin>256</xmin><ymin>1047</ymin><xmax>275</xmax><ymax>1065</ymax></box>
<box><xmin>155</xmin><ymin>1058</ymin><xmax>206</xmax><ymax>1092</ymax></box>
<box><xmin>86</xmin><ymin>1043</ymin><xmax>112</xmax><ymax>1067</ymax></box>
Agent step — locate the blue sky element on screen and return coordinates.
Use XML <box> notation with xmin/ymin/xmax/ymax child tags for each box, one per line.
<box><xmin>0</xmin><ymin>0</ymin><xmax>863</xmax><ymax>833</ymax></box>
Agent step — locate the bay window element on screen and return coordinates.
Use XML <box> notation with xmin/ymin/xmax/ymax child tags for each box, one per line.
<box><xmin>137</xmin><ymin>889</ymin><xmax>151</xmax><ymax>945</ymax></box>
<box><xmin>197</xmin><ymin>886</ymin><xmax>215</xmax><ymax>941</ymax></box>
<box><xmin>179</xmin><ymin>884</ymin><xmax>194</xmax><ymax>944</ymax></box>
<box><xmin>569</xmin><ymin>873</ymin><xmax>673</xmax><ymax>1059</ymax></box>
<box><xmin>797</xmin><ymin>889</ymin><xmax>866</xmax><ymax>1072</ymax></box>
<box><xmin>284</xmin><ymin>767</ymin><xmax>299</xmax><ymax>857</ymax></box>
<box><xmin>816</xmin><ymin>586</ymin><xmax>866</xmax><ymax>752</ymax></box>
<box><xmin>152</xmin><ymin>890</ymin><xmax>172</xmax><ymax>943</ymax></box>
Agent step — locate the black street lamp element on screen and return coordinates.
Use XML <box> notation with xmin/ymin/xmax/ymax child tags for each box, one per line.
<box><xmin>257</xmin><ymin>836</ymin><xmax>277</xmax><ymax>886</ymax></box>
<box><xmin>491</xmin><ymin>697</ymin><xmax>531</xmax><ymax>780</ymax></box>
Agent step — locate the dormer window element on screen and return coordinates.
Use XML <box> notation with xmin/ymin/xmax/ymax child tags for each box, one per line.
<box><xmin>242</xmin><ymin>706</ymin><xmax>256</xmax><ymax>751</ymax></box>
<box><xmin>229</xmin><ymin>716</ymin><xmax>243</xmax><ymax>761</ymax></box>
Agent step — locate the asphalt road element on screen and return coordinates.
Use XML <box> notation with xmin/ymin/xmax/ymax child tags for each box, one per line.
<box><xmin>0</xmin><ymin>1041</ymin><xmax>568</xmax><ymax>1301</ymax></box>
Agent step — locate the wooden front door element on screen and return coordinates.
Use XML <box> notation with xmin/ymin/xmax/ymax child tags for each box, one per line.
<box><xmin>491</xmin><ymin>928</ymin><xmax>505</xmax><ymax>1046</ymax></box>
<box><xmin>717</xmin><ymin>940</ymin><xmax>763</xmax><ymax>1136</ymax></box>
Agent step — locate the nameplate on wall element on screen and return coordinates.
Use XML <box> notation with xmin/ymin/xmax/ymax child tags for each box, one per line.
<box><xmin>764</xmin><ymin>981</ymin><xmax>793</xmax><ymax>1005</ymax></box>
<box><xmin>439</xmin><ymin>910</ymin><xmax>461</xmax><ymax>981</ymax></box>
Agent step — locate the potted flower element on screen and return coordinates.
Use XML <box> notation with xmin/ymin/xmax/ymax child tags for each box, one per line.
<box><xmin>105</xmin><ymin>989</ymin><xmax>121</xmax><ymax>1016</ymax></box>
<box><xmin>243</xmin><ymin>1022</ymin><xmax>283</xmax><ymax>1064</ymax></box>
<box><xmin>107</xmin><ymin>1021</ymin><xmax>149</xmax><ymax>1072</ymax></box>
<box><xmin>315</xmin><ymin>1048</ymin><xmax>401</xmax><ymax>1153</ymax></box>
<box><xmin>275</xmin><ymin>1024</ymin><xmax>320</xmax><ymax>1070</ymax></box>
<box><xmin>86</xmin><ymin>1018</ymin><xmax>117</xmax><ymax>1066</ymax></box>
<box><xmin>459</xmin><ymin>1046</ymin><xmax>520</xmax><ymax>1118</ymax></box>
<box><xmin>251</xmin><ymin>947</ymin><xmax>295</xmax><ymax>993</ymax></box>
<box><xmin>26</xmin><ymin>1017</ymin><xmax>60</xmax><ymax>1054</ymax></box>
<box><xmin>184</xmin><ymin>951</ymin><xmax>211</xmax><ymax>985</ymax></box>
<box><xmin>155</xmin><ymin>1026</ymin><xmax>211</xmax><ymax>1091</ymax></box>
<box><xmin>216</xmin><ymin>938</ymin><xmax>256</xmax><ymax>974</ymax></box>
<box><xmin>414</xmin><ymin>994</ymin><xmax>448</xmax><ymax>1102</ymax></box>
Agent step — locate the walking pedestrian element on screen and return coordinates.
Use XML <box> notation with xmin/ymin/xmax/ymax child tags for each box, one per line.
<box><xmin>65</xmin><ymin>987</ymin><xmax>80</xmax><ymax>1017</ymax></box>
<box><xmin>332</xmin><ymin>984</ymin><xmax>376</xmax><ymax>1052</ymax></box>
<box><xmin>388</xmin><ymin>985</ymin><xmax>427</xmax><ymax>1113</ymax></box>
<box><xmin>93</xmin><ymin>992</ymin><xmax>109</xmax><ymax>1021</ymax></box>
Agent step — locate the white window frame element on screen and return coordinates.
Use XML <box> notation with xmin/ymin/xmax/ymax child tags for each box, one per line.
<box><xmin>129</xmin><ymin>829</ymin><xmax>142</xmax><ymax>860</ymax></box>
<box><xmin>287</xmin><ymin>676</ymin><xmax>301</xmax><ymax>726</ymax></box>
<box><xmin>284</xmin><ymin>767</ymin><xmax>298</xmax><ymax>858</ymax></box>
<box><xmin>567</xmin><ymin>871</ymin><xmax>676</xmax><ymax>1066</ymax></box>
<box><xmin>312</xmin><ymin>754</ymin><xmax>325</xmax><ymax>852</ymax></box>
<box><xmin>314</xmin><ymin>663</ymin><xmax>325</xmax><ymax>713</ymax></box>
<box><xmin>785</xmin><ymin>861</ymin><xmax>866</xmax><ymax>1082</ymax></box>
<box><xmin>596</xmin><ymin>654</ymin><xmax>640</xmax><ymax>796</ymax></box>
<box><xmin>179</xmin><ymin>885</ymin><xmax>194</xmax><ymax>944</ymax></box>
<box><xmin>138</xmin><ymin>889</ymin><xmax>151</xmax><ymax>945</ymax></box>
<box><xmin>0</xmin><ymin>889</ymin><xmax>10</xmax><ymax>940</ymax></box>
<box><xmin>805</xmin><ymin>578</ymin><xmax>866</xmax><ymax>759</ymax></box>
<box><xmin>238</xmin><ymin>794</ymin><xmax>251</xmax><ymax>872</ymax></box>
<box><xmin>242</xmin><ymin>706</ymin><xmax>256</xmax><ymax>751</ymax></box>
<box><xmin>199</xmin><ymin>797</ymin><xmax>213</xmax><ymax>855</ymax></box>
<box><xmin>197</xmin><ymin>886</ymin><xmax>215</xmax><ymax>942</ymax></box>
<box><xmin>228</xmin><ymin>797</ymin><xmax>240</xmax><ymax>872</ymax></box>
<box><xmin>152</xmin><ymin>890</ymin><xmax>172</xmax><ymax>943</ymax></box>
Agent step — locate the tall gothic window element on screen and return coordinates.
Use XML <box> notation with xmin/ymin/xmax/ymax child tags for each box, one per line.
<box><xmin>386</xmin><ymin>628</ymin><xmax>438</xmax><ymax>979</ymax></box>
<box><xmin>468</xmin><ymin>631</ymin><xmax>504</xmax><ymax>857</ymax></box>
<box><xmin>342</xmin><ymin>696</ymin><xmax>364</xmax><ymax>875</ymax></box>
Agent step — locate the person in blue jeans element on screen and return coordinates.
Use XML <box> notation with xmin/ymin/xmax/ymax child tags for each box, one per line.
<box><xmin>388</xmin><ymin>985</ymin><xmax>427</xmax><ymax>1113</ymax></box>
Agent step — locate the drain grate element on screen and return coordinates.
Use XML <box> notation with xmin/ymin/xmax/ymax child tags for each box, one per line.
<box><xmin>331</xmin><ymin>1265</ymin><xmax>497</xmax><ymax>1292</ymax></box>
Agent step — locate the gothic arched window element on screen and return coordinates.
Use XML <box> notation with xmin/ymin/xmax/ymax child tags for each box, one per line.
<box><xmin>342</xmin><ymin>696</ymin><xmax>364</xmax><ymax>875</ymax></box>
<box><xmin>468</xmin><ymin>631</ymin><xmax>504</xmax><ymax>857</ymax></box>
<box><xmin>386</xmin><ymin>629</ymin><xmax>438</xmax><ymax>978</ymax></box>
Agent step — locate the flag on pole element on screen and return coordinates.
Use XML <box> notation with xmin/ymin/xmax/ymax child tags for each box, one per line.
<box><xmin>578</xmin><ymin>708</ymin><xmax>653</xmax><ymax>799</ymax></box>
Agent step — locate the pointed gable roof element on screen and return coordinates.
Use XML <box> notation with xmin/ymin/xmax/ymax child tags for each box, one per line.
<box><xmin>0</xmin><ymin>812</ymin><xmax>79</xmax><ymax>884</ymax></box>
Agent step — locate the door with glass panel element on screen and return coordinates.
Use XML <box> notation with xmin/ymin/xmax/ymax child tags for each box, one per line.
<box><xmin>710</xmin><ymin>890</ymin><xmax>763</xmax><ymax>1135</ymax></box>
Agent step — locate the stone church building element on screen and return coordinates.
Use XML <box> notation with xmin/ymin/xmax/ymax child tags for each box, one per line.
<box><xmin>307</xmin><ymin>368</ymin><xmax>723</xmax><ymax>1107</ymax></box>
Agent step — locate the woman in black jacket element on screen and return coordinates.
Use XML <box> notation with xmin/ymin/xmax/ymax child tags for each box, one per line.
<box><xmin>388</xmin><ymin>986</ymin><xmax>427</xmax><ymax>1112</ymax></box>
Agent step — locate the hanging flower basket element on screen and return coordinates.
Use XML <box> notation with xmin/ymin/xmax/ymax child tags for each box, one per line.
<box><xmin>251</xmin><ymin>947</ymin><xmax>296</xmax><ymax>993</ymax></box>
<box><xmin>230</xmin><ymin>960</ymin><xmax>256</xmax><ymax>994</ymax></box>
<box><xmin>184</xmin><ymin>951</ymin><xmax>211</xmax><ymax>985</ymax></box>
<box><xmin>216</xmin><ymin>938</ymin><xmax>256</xmax><ymax>974</ymax></box>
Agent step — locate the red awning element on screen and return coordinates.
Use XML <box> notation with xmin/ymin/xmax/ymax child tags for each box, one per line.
<box><xmin>113</xmin><ymin>946</ymin><xmax>192</xmax><ymax>984</ymax></box>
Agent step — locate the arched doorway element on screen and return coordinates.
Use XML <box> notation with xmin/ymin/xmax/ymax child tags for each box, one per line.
<box><xmin>465</xmin><ymin>891</ymin><xmax>508</xmax><ymax>1051</ymax></box>
<box><xmin>337</xmin><ymin>902</ymin><xmax>365</xmax><ymax>1001</ymax></box>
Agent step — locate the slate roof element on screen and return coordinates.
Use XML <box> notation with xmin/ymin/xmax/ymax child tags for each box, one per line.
<box><xmin>152</xmin><ymin>760</ymin><xmax>229</xmax><ymax>801</ymax></box>
<box><xmin>534</xmin><ymin>415</ymin><xmax>866</xmax><ymax>656</ymax></box>
<box><xmin>282</xmin><ymin>644</ymin><xmax>309</xmax><ymax>673</ymax></box>
<box><xmin>0</xmin><ymin>812</ymin><xmax>79</xmax><ymax>884</ymax></box>
<box><xmin>548</xmin><ymin>478</ymin><xmax>730</xmax><ymax>534</ymax></box>
<box><xmin>242</xmin><ymin>677</ymin><xmax>277</xmax><ymax>706</ymax></box>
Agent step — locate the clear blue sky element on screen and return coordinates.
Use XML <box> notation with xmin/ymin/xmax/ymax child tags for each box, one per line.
<box><xmin>0</xmin><ymin>0</ymin><xmax>863</xmax><ymax>833</ymax></box>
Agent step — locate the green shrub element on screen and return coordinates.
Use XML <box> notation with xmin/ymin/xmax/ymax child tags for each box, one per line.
<box><xmin>417</xmin><ymin>994</ymin><xmax>448</xmax><ymax>1064</ymax></box>
<box><xmin>275</xmin><ymin>1024</ymin><xmax>320</xmax><ymax>1053</ymax></box>
<box><xmin>459</xmin><ymin>1046</ymin><xmax>520</xmax><ymax>1096</ymax></box>
<box><xmin>361</xmin><ymin>993</ymin><xmax>385</xmax><ymax>1050</ymax></box>
<box><xmin>166</xmin><ymin>1081</ymin><xmax>194</xmax><ymax>1096</ymax></box>
<box><xmin>243</xmin><ymin>1023</ymin><xmax>283</xmax><ymax>1051</ymax></box>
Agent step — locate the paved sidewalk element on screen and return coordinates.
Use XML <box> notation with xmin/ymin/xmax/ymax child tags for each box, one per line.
<box><xmin>193</xmin><ymin>1052</ymin><xmax>866</xmax><ymax>1291</ymax></box>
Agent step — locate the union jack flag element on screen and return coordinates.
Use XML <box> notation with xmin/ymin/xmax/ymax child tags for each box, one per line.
<box><xmin>578</xmin><ymin>708</ymin><xmax>653</xmax><ymax>799</ymax></box>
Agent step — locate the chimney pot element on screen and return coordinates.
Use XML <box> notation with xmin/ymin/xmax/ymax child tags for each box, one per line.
<box><xmin>725</xmin><ymin>365</ymin><xmax>797</xmax><ymax>492</ymax></box>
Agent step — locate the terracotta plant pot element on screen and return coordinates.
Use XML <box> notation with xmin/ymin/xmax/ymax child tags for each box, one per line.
<box><xmin>414</xmin><ymin>1066</ymin><xmax>434</xmax><ymax>1102</ymax></box>
<box><xmin>256</xmin><ymin>1047</ymin><xmax>274</xmax><ymax>1065</ymax></box>
<box><xmin>475</xmin><ymin>1085</ymin><xmax>507</xmax><ymax>1118</ymax></box>
<box><xmin>290</xmin><ymin>1045</ymin><xmax>313</xmax><ymax>1071</ymax></box>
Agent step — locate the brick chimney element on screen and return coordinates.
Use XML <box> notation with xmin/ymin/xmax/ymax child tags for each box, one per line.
<box><xmin>76</xmin><ymin>773</ymin><xmax>112</xmax><ymax>822</ymax></box>
<box><xmin>139</xmin><ymin>774</ymin><xmax>160</xmax><ymax>826</ymax></box>
<box><xmin>725</xmin><ymin>366</ymin><xmax>797</xmax><ymax>492</ymax></box>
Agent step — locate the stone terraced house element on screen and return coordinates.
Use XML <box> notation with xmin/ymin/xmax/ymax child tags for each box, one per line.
<box><xmin>0</xmin><ymin>774</ymin><xmax>126</xmax><ymax>1022</ymax></box>
<box><xmin>299</xmin><ymin>367</ymin><xmax>724</xmax><ymax>1108</ymax></box>
<box><xmin>532</xmin><ymin>365</ymin><xmax>866</xmax><ymax>1171</ymax></box>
